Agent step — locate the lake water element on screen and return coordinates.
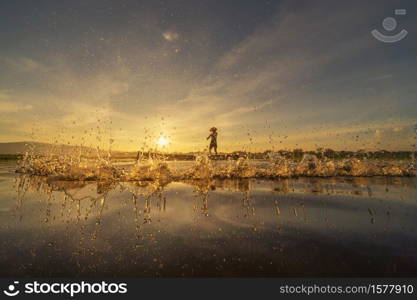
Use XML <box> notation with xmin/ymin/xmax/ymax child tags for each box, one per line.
<box><xmin>1</xmin><ymin>160</ymin><xmax>417</xmax><ymax>277</ymax></box>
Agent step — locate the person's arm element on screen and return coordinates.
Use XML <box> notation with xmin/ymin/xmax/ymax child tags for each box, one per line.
<box><xmin>207</xmin><ymin>134</ymin><xmax>211</xmax><ymax>140</ymax></box>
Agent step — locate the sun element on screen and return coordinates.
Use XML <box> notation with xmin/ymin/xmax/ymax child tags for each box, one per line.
<box><xmin>157</xmin><ymin>136</ymin><xmax>170</xmax><ymax>147</ymax></box>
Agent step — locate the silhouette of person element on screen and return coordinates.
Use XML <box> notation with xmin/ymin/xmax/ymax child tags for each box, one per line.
<box><xmin>207</xmin><ymin>127</ymin><xmax>218</xmax><ymax>155</ymax></box>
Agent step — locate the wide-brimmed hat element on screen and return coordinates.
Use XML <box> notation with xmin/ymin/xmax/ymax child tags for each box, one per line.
<box><xmin>210</xmin><ymin>127</ymin><xmax>217</xmax><ymax>132</ymax></box>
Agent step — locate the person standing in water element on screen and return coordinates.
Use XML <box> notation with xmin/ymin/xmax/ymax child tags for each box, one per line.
<box><xmin>207</xmin><ymin>127</ymin><xmax>218</xmax><ymax>155</ymax></box>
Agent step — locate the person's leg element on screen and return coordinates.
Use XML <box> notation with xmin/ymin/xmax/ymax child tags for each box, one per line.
<box><xmin>214</xmin><ymin>145</ymin><xmax>217</xmax><ymax>155</ymax></box>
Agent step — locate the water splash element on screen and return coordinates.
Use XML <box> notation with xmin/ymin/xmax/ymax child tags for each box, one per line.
<box><xmin>16</xmin><ymin>145</ymin><xmax>416</xmax><ymax>183</ymax></box>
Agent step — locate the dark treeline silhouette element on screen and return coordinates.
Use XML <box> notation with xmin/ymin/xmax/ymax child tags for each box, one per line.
<box><xmin>1</xmin><ymin>149</ymin><xmax>414</xmax><ymax>161</ymax></box>
<box><xmin>123</xmin><ymin>149</ymin><xmax>415</xmax><ymax>161</ymax></box>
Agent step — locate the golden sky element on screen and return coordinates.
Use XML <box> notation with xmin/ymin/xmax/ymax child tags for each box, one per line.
<box><xmin>0</xmin><ymin>0</ymin><xmax>416</xmax><ymax>152</ymax></box>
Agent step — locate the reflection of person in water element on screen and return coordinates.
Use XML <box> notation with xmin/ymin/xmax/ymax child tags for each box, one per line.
<box><xmin>207</xmin><ymin>127</ymin><xmax>218</xmax><ymax>155</ymax></box>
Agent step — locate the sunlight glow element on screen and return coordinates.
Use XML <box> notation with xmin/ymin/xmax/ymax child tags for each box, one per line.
<box><xmin>157</xmin><ymin>136</ymin><xmax>170</xmax><ymax>147</ymax></box>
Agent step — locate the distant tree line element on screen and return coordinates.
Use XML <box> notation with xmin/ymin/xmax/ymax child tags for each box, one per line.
<box><xmin>143</xmin><ymin>149</ymin><xmax>416</xmax><ymax>161</ymax></box>
<box><xmin>2</xmin><ymin>150</ymin><xmax>413</xmax><ymax>161</ymax></box>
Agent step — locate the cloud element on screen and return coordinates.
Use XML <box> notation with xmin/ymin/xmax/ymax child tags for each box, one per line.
<box><xmin>218</xmin><ymin>99</ymin><xmax>274</xmax><ymax>119</ymax></box>
<box><xmin>162</xmin><ymin>31</ymin><xmax>179</xmax><ymax>42</ymax></box>
<box><xmin>0</xmin><ymin>90</ymin><xmax>9</xmax><ymax>100</ymax></box>
<box><xmin>0</xmin><ymin>0</ymin><xmax>416</xmax><ymax>151</ymax></box>
<box><xmin>0</xmin><ymin>100</ymin><xmax>32</xmax><ymax>113</ymax></box>
<box><xmin>2</xmin><ymin>57</ymin><xmax>46</xmax><ymax>73</ymax></box>
<box><xmin>374</xmin><ymin>129</ymin><xmax>383</xmax><ymax>137</ymax></box>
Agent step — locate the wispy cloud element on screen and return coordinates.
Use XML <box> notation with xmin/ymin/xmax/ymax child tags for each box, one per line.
<box><xmin>2</xmin><ymin>57</ymin><xmax>46</xmax><ymax>73</ymax></box>
<box><xmin>0</xmin><ymin>0</ymin><xmax>416</xmax><ymax>151</ymax></box>
<box><xmin>0</xmin><ymin>100</ymin><xmax>32</xmax><ymax>113</ymax></box>
<box><xmin>162</xmin><ymin>31</ymin><xmax>179</xmax><ymax>42</ymax></box>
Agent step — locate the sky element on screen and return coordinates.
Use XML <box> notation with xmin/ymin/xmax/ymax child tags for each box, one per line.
<box><xmin>0</xmin><ymin>0</ymin><xmax>416</xmax><ymax>152</ymax></box>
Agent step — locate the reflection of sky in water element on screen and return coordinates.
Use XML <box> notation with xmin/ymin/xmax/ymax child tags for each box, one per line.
<box><xmin>1</xmin><ymin>161</ymin><xmax>417</xmax><ymax>277</ymax></box>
